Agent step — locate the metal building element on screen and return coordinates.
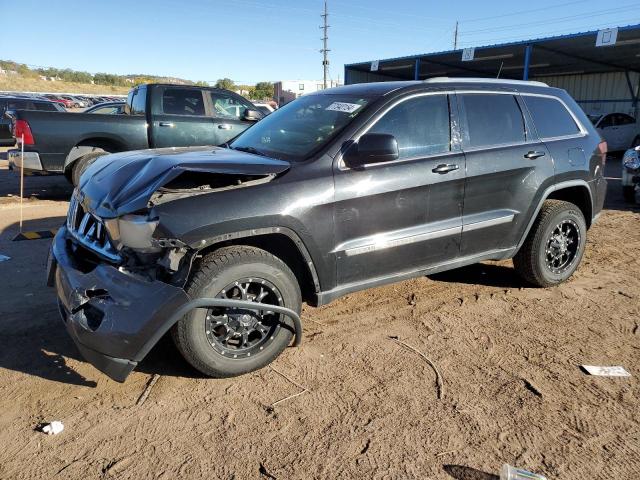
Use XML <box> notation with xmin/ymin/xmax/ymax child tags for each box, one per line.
<box><xmin>344</xmin><ymin>24</ymin><xmax>640</xmax><ymax>117</ymax></box>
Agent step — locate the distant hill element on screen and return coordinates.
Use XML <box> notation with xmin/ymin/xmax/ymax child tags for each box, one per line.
<box><xmin>0</xmin><ymin>59</ymin><xmax>208</xmax><ymax>94</ymax></box>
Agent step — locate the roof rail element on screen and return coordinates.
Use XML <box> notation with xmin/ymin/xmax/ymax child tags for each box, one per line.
<box><xmin>424</xmin><ymin>77</ymin><xmax>548</xmax><ymax>87</ymax></box>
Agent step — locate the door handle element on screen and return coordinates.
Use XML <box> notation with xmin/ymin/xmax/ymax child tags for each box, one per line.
<box><xmin>218</xmin><ymin>124</ymin><xmax>233</xmax><ymax>130</ymax></box>
<box><xmin>432</xmin><ymin>163</ymin><xmax>459</xmax><ymax>174</ymax></box>
<box><xmin>158</xmin><ymin>122</ymin><xmax>174</xmax><ymax>127</ymax></box>
<box><xmin>524</xmin><ymin>151</ymin><xmax>546</xmax><ymax>159</ymax></box>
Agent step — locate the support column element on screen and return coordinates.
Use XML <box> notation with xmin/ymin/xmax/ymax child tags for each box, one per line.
<box><xmin>414</xmin><ymin>58</ymin><xmax>420</xmax><ymax>80</ymax></box>
<box><xmin>523</xmin><ymin>44</ymin><xmax>532</xmax><ymax>80</ymax></box>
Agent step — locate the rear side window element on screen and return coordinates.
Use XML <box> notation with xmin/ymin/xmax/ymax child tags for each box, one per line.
<box><xmin>525</xmin><ymin>96</ymin><xmax>580</xmax><ymax>138</ymax></box>
<box><xmin>162</xmin><ymin>88</ymin><xmax>205</xmax><ymax>116</ymax></box>
<box><xmin>461</xmin><ymin>94</ymin><xmax>525</xmax><ymax>147</ymax></box>
<box><xmin>7</xmin><ymin>100</ymin><xmax>28</xmax><ymax>110</ymax></box>
<box><xmin>130</xmin><ymin>88</ymin><xmax>147</xmax><ymax>115</ymax></box>
<box><xmin>35</xmin><ymin>102</ymin><xmax>56</xmax><ymax>111</ymax></box>
<box><xmin>369</xmin><ymin>94</ymin><xmax>451</xmax><ymax>159</ymax></box>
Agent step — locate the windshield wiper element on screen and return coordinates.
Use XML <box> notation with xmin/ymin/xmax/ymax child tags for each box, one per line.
<box><xmin>231</xmin><ymin>145</ymin><xmax>267</xmax><ymax>157</ymax></box>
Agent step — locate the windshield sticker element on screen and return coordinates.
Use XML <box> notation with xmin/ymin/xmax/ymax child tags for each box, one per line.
<box><xmin>325</xmin><ymin>102</ymin><xmax>362</xmax><ymax>113</ymax></box>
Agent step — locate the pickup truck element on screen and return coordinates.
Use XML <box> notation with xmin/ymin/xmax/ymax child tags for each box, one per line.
<box><xmin>6</xmin><ymin>83</ymin><xmax>263</xmax><ymax>184</ymax></box>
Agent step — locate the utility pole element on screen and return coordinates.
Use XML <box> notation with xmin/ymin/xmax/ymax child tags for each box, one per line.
<box><xmin>320</xmin><ymin>1</ymin><xmax>330</xmax><ymax>89</ymax></box>
<box><xmin>453</xmin><ymin>21</ymin><xmax>459</xmax><ymax>50</ymax></box>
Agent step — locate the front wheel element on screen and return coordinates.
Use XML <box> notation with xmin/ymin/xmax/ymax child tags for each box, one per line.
<box><xmin>172</xmin><ymin>246</ymin><xmax>301</xmax><ymax>378</ymax></box>
<box><xmin>513</xmin><ymin>200</ymin><xmax>587</xmax><ymax>287</ymax></box>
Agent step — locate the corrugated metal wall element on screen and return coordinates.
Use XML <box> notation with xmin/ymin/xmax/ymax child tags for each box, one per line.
<box><xmin>345</xmin><ymin>69</ymin><xmax>403</xmax><ymax>85</ymax></box>
<box><xmin>533</xmin><ymin>72</ymin><xmax>639</xmax><ymax>117</ymax></box>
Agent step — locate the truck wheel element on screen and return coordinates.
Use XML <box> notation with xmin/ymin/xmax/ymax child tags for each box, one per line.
<box><xmin>513</xmin><ymin>200</ymin><xmax>587</xmax><ymax>287</ymax></box>
<box><xmin>71</xmin><ymin>151</ymin><xmax>107</xmax><ymax>186</ymax></box>
<box><xmin>172</xmin><ymin>246</ymin><xmax>301</xmax><ymax>378</ymax></box>
<box><xmin>622</xmin><ymin>186</ymin><xmax>636</xmax><ymax>203</ymax></box>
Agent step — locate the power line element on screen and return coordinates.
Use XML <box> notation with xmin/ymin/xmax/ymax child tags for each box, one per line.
<box><xmin>459</xmin><ymin>0</ymin><xmax>589</xmax><ymax>23</ymax></box>
<box><xmin>461</xmin><ymin>3</ymin><xmax>640</xmax><ymax>35</ymax></box>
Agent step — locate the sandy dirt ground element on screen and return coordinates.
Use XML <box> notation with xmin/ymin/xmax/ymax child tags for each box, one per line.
<box><xmin>0</xmin><ymin>157</ymin><xmax>638</xmax><ymax>480</ymax></box>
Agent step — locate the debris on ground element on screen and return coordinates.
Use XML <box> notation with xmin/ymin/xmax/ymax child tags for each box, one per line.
<box><xmin>40</xmin><ymin>421</ymin><xmax>64</xmax><ymax>435</ymax></box>
<box><xmin>581</xmin><ymin>365</ymin><xmax>631</xmax><ymax>377</ymax></box>
<box><xmin>501</xmin><ymin>463</ymin><xmax>547</xmax><ymax>480</ymax></box>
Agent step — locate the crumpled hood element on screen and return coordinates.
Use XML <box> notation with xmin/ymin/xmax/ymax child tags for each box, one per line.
<box><xmin>79</xmin><ymin>146</ymin><xmax>290</xmax><ymax>218</ymax></box>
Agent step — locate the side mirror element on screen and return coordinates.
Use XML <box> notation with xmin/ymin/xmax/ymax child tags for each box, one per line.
<box><xmin>243</xmin><ymin>109</ymin><xmax>263</xmax><ymax>122</ymax></box>
<box><xmin>344</xmin><ymin>133</ymin><xmax>399</xmax><ymax>168</ymax></box>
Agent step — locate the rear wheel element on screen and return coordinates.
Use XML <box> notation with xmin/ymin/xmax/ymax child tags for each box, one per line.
<box><xmin>71</xmin><ymin>151</ymin><xmax>107</xmax><ymax>186</ymax></box>
<box><xmin>514</xmin><ymin>200</ymin><xmax>587</xmax><ymax>287</ymax></box>
<box><xmin>172</xmin><ymin>246</ymin><xmax>301</xmax><ymax>378</ymax></box>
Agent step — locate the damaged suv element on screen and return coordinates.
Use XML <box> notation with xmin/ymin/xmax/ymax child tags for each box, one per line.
<box><xmin>49</xmin><ymin>78</ymin><xmax>607</xmax><ymax>382</ymax></box>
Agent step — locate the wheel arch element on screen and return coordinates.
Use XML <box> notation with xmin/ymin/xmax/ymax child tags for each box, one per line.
<box><xmin>63</xmin><ymin>137</ymin><xmax>126</xmax><ymax>177</ymax></box>
<box><xmin>194</xmin><ymin>227</ymin><xmax>322</xmax><ymax>306</ymax></box>
<box><xmin>515</xmin><ymin>180</ymin><xmax>594</xmax><ymax>253</ymax></box>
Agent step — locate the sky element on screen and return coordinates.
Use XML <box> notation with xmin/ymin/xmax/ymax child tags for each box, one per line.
<box><xmin>1</xmin><ymin>0</ymin><xmax>638</xmax><ymax>84</ymax></box>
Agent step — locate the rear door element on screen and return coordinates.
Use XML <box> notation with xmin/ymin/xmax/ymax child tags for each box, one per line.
<box><xmin>596</xmin><ymin>114</ymin><xmax>620</xmax><ymax>150</ymax></box>
<box><xmin>207</xmin><ymin>90</ymin><xmax>257</xmax><ymax>145</ymax></box>
<box><xmin>149</xmin><ymin>86</ymin><xmax>217</xmax><ymax>148</ymax></box>
<box><xmin>613</xmin><ymin>113</ymin><xmax>637</xmax><ymax>149</ymax></box>
<box><xmin>333</xmin><ymin>92</ymin><xmax>465</xmax><ymax>286</ymax></box>
<box><xmin>457</xmin><ymin>91</ymin><xmax>553</xmax><ymax>257</ymax></box>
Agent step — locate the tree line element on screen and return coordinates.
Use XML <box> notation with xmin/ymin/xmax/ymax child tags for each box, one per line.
<box><xmin>1</xmin><ymin>60</ymin><xmax>275</xmax><ymax>100</ymax></box>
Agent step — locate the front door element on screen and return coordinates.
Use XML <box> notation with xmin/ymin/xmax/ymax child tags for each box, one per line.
<box><xmin>208</xmin><ymin>90</ymin><xmax>256</xmax><ymax>145</ymax></box>
<box><xmin>332</xmin><ymin>93</ymin><xmax>465</xmax><ymax>287</ymax></box>
<box><xmin>150</xmin><ymin>87</ymin><xmax>218</xmax><ymax>148</ymax></box>
<box><xmin>457</xmin><ymin>92</ymin><xmax>554</xmax><ymax>257</ymax></box>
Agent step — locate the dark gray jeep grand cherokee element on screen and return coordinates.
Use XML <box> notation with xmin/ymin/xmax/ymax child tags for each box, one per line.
<box><xmin>48</xmin><ymin>78</ymin><xmax>607</xmax><ymax>382</ymax></box>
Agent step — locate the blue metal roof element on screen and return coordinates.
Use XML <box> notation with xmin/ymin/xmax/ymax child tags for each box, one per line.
<box><xmin>345</xmin><ymin>23</ymin><xmax>640</xmax><ymax>68</ymax></box>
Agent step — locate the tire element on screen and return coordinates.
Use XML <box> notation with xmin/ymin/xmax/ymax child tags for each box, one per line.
<box><xmin>623</xmin><ymin>185</ymin><xmax>636</xmax><ymax>203</ymax></box>
<box><xmin>513</xmin><ymin>200</ymin><xmax>587</xmax><ymax>287</ymax></box>
<box><xmin>71</xmin><ymin>151</ymin><xmax>107</xmax><ymax>186</ymax></box>
<box><xmin>172</xmin><ymin>246</ymin><xmax>301</xmax><ymax>378</ymax></box>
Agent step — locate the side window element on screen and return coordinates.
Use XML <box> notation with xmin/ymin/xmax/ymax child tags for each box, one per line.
<box><xmin>524</xmin><ymin>96</ymin><xmax>580</xmax><ymax>138</ymax></box>
<box><xmin>7</xmin><ymin>100</ymin><xmax>28</xmax><ymax>110</ymax></box>
<box><xmin>162</xmin><ymin>88</ymin><xmax>204</xmax><ymax>116</ymax></box>
<box><xmin>210</xmin><ymin>92</ymin><xmax>252</xmax><ymax>119</ymax></box>
<box><xmin>0</xmin><ymin>100</ymin><xmax>6</xmax><ymax>114</ymax></box>
<box><xmin>35</xmin><ymin>102</ymin><xmax>56</xmax><ymax>112</ymax></box>
<box><xmin>598</xmin><ymin>114</ymin><xmax>614</xmax><ymax>129</ymax></box>
<box><xmin>368</xmin><ymin>94</ymin><xmax>451</xmax><ymax>159</ymax></box>
<box><xmin>130</xmin><ymin>88</ymin><xmax>147</xmax><ymax>115</ymax></box>
<box><xmin>461</xmin><ymin>94</ymin><xmax>525</xmax><ymax>147</ymax></box>
<box><xmin>616</xmin><ymin>114</ymin><xmax>635</xmax><ymax>126</ymax></box>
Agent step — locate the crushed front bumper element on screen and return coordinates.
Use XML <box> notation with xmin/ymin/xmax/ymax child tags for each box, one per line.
<box><xmin>51</xmin><ymin>227</ymin><xmax>190</xmax><ymax>382</ymax></box>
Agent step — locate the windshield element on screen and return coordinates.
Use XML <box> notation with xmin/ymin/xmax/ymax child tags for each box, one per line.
<box><xmin>230</xmin><ymin>94</ymin><xmax>372</xmax><ymax>161</ymax></box>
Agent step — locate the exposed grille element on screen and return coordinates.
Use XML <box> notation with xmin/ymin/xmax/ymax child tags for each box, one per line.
<box><xmin>67</xmin><ymin>192</ymin><xmax>120</xmax><ymax>262</ymax></box>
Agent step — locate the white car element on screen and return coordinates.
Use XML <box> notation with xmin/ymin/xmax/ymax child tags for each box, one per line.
<box><xmin>589</xmin><ymin>112</ymin><xmax>640</xmax><ymax>151</ymax></box>
<box><xmin>253</xmin><ymin>102</ymin><xmax>276</xmax><ymax>115</ymax></box>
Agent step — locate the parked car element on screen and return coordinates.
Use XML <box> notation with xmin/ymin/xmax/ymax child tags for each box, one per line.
<box><xmin>0</xmin><ymin>96</ymin><xmax>64</xmax><ymax>146</ymax></box>
<box><xmin>589</xmin><ymin>112</ymin><xmax>640</xmax><ymax>151</ymax></box>
<box><xmin>621</xmin><ymin>146</ymin><xmax>640</xmax><ymax>202</ymax></box>
<box><xmin>47</xmin><ymin>78</ymin><xmax>607</xmax><ymax>382</ymax></box>
<box><xmin>253</xmin><ymin>102</ymin><xmax>275</xmax><ymax>115</ymax></box>
<box><xmin>6</xmin><ymin>83</ymin><xmax>263</xmax><ymax>184</ymax></box>
<box><xmin>44</xmin><ymin>94</ymin><xmax>74</xmax><ymax>108</ymax></box>
<box><xmin>84</xmin><ymin>101</ymin><xmax>125</xmax><ymax>114</ymax></box>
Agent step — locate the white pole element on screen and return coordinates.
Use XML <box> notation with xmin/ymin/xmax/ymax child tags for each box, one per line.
<box><xmin>19</xmin><ymin>133</ymin><xmax>24</xmax><ymax>233</ymax></box>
